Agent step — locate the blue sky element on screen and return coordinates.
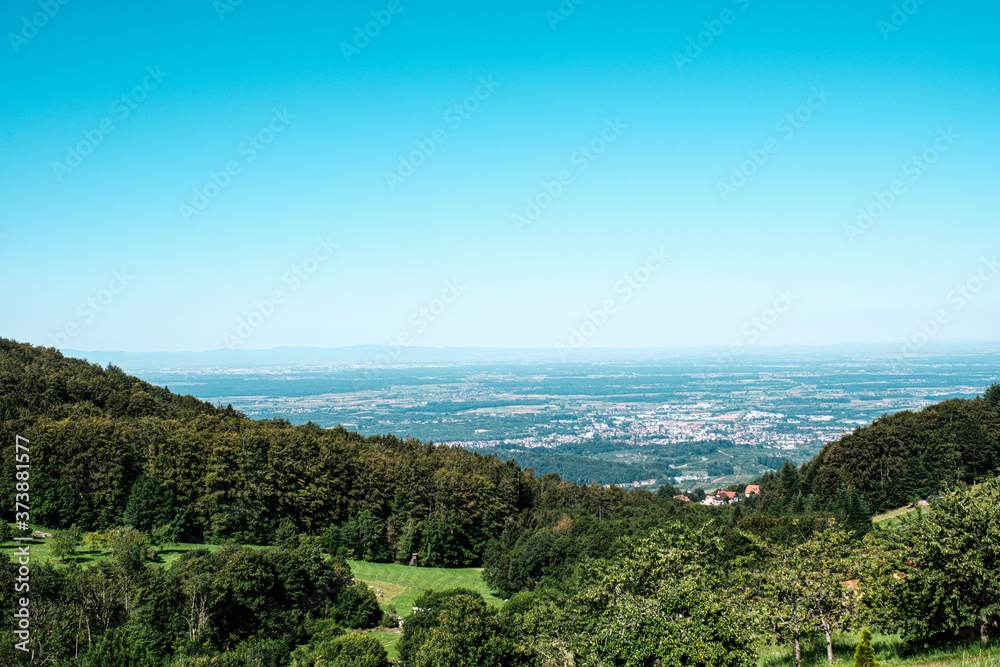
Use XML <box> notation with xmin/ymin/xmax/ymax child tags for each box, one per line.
<box><xmin>1</xmin><ymin>0</ymin><xmax>998</xmax><ymax>353</ymax></box>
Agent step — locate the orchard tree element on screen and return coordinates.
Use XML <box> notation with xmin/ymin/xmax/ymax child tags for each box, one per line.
<box><xmin>743</xmin><ymin>522</ymin><xmax>864</xmax><ymax>666</ymax></box>
<box><xmin>751</xmin><ymin>546</ymin><xmax>815</xmax><ymax>667</ymax></box>
<box><xmin>567</xmin><ymin>525</ymin><xmax>757</xmax><ymax>667</ymax></box>
<box><xmin>800</xmin><ymin>524</ymin><xmax>861</xmax><ymax>664</ymax></box>
<box><xmin>878</xmin><ymin>479</ymin><xmax>1000</xmax><ymax>644</ymax></box>
<box><xmin>50</xmin><ymin>524</ymin><xmax>83</xmax><ymax>562</ymax></box>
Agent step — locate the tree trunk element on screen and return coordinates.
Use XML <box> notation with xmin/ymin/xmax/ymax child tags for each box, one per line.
<box><xmin>794</xmin><ymin>636</ymin><xmax>802</xmax><ymax>667</ymax></box>
<box><xmin>825</xmin><ymin>628</ymin><xmax>834</xmax><ymax>665</ymax></box>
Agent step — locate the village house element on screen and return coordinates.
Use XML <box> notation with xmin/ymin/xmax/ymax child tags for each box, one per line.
<box><xmin>714</xmin><ymin>490</ymin><xmax>738</xmax><ymax>503</ymax></box>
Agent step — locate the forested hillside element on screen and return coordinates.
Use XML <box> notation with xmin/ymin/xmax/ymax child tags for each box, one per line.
<box><xmin>3</xmin><ymin>338</ymin><xmax>1000</xmax><ymax>666</ymax></box>
<box><xmin>763</xmin><ymin>389</ymin><xmax>1000</xmax><ymax>514</ymax></box>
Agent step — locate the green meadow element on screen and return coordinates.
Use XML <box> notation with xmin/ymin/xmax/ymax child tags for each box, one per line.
<box><xmin>348</xmin><ymin>559</ymin><xmax>503</xmax><ymax>617</ymax></box>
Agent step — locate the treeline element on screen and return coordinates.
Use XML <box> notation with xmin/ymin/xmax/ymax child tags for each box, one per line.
<box><xmin>499</xmin><ymin>447</ymin><xmax>660</xmax><ymax>486</ymax></box>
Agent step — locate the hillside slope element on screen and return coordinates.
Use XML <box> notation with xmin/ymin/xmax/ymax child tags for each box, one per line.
<box><xmin>0</xmin><ymin>338</ymin><xmax>670</xmax><ymax>568</ymax></box>
<box><xmin>797</xmin><ymin>391</ymin><xmax>1000</xmax><ymax>513</ymax></box>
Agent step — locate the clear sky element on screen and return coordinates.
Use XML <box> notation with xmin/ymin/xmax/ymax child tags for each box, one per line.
<box><xmin>1</xmin><ymin>1</ymin><xmax>998</xmax><ymax>353</ymax></box>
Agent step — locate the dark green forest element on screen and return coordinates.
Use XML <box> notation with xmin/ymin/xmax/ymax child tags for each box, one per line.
<box><xmin>2</xmin><ymin>338</ymin><xmax>1000</xmax><ymax>666</ymax></box>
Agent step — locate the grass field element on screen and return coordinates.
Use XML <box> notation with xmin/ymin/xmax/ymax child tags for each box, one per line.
<box><xmin>348</xmin><ymin>560</ymin><xmax>503</xmax><ymax>618</ymax></box>
<box><xmin>759</xmin><ymin>632</ymin><xmax>1000</xmax><ymax>666</ymax></box>
<box><xmin>872</xmin><ymin>503</ymin><xmax>933</xmax><ymax>526</ymax></box>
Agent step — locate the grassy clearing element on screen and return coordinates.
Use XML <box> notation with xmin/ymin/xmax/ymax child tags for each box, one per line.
<box><xmin>873</xmin><ymin>504</ymin><xmax>917</xmax><ymax>523</ymax></box>
<box><xmin>348</xmin><ymin>560</ymin><xmax>502</xmax><ymax>617</ymax></box>
<box><xmin>359</xmin><ymin>579</ymin><xmax>408</xmax><ymax>606</ymax></box>
<box><xmin>759</xmin><ymin>632</ymin><xmax>1000</xmax><ymax>666</ymax></box>
<box><xmin>874</xmin><ymin>484</ymin><xmax>984</xmax><ymax>527</ymax></box>
<box><xmin>872</xmin><ymin>504</ymin><xmax>932</xmax><ymax>526</ymax></box>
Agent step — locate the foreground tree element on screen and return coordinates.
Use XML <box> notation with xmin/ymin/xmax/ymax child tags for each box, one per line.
<box><xmin>800</xmin><ymin>524</ymin><xmax>861</xmax><ymax>664</ymax></box>
<box><xmin>743</xmin><ymin>522</ymin><xmax>863</xmax><ymax>666</ymax></box>
<box><xmin>411</xmin><ymin>594</ymin><xmax>531</xmax><ymax>667</ymax></box>
<box><xmin>293</xmin><ymin>632</ymin><xmax>388</xmax><ymax>667</ymax></box>
<box><xmin>564</xmin><ymin>525</ymin><xmax>756</xmax><ymax>667</ymax></box>
<box><xmin>749</xmin><ymin>543</ymin><xmax>815</xmax><ymax>667</ymax></box>
<box><xmin>877</xmin><ymin>479</ymin><xmax>1000</xmax><ymax>644</ymax></box>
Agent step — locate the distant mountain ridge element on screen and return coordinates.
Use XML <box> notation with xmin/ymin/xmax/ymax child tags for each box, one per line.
<box><xmin>60</xmin><ymin>342</ymin><xmax>1000</xmax><ymax>370</ymax></box>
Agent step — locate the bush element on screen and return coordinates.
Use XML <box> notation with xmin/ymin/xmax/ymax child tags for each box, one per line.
<box><xmin>380</xmin><ymin>606</ymin><xmax>400</xmax><ymax>629</ymax></box>
<box><xmin>334</xmin><ymin>582</ymin><xmax>382</xmax><ymax>629</ymax></box>
<box><xmin>300</xmin><ymin>633</ymin><xmax>388</xmax><ymax>667</ymax></box>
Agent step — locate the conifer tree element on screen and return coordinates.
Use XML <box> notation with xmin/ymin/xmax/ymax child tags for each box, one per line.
<box><xmin>984</xmin><ymin>382</ymin><xmax>1000</xmax><ymax>411</ymax></box>
<box><xmin>853</xmin><ymin>628</ymin><xmax>879</xmax><ymax>667</ymax></box>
